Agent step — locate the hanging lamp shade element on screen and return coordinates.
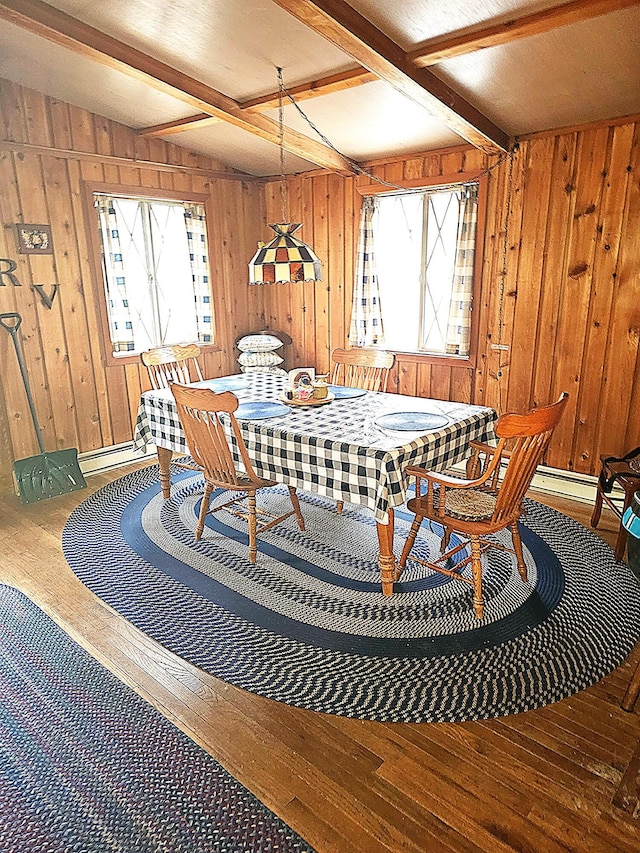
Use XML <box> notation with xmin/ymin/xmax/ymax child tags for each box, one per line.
<box><xmin>249</xmin><ymin>223</ymin><xmax>322</xmax><ymax>284</ymax></box>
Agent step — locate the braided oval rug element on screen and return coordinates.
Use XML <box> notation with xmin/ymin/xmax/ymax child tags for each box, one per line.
<box><xmin>62</xmin><ymin>465</ymin><xmax>640</xmax><ymax>723</ymax></box>
<box><xmin>0</xmin><ymin>585</ymin><xmax>314</xmax><ymax>853</ymax></box>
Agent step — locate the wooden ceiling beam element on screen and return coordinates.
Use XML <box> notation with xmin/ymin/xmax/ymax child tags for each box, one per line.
<box><xmin>139</xmin><ymin>67</ymin><xmax>376</xmax><ymax>138</ymax></box>
<box><xmin>139</xmin><ymin>115</ymin><xmax>220</xmax><ymax>139</ymax></box>
<box><xmin>408</xmin><ymin>0</ymin><xmax>640</xmax><ymax>67</ymax></box>
<box><xmin>270</xmin><ymin>0</ymin><xmax>509</xmax><ymax>154</ymax></box>
<box><xmin>0</xmin><ymin>0</ymin><xmax>356</xmax><ymax>173</ymax></box>
<box><xmin>241</xmin><ymin>66</ymin><xmax>376</xmax><ymax>110</ymax></box>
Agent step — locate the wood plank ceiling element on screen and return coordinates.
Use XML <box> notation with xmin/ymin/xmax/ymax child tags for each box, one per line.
<box><xmin>0</xmin><ymin>0</ymin><xmax>639</xmax><ymax>175</ymax></box>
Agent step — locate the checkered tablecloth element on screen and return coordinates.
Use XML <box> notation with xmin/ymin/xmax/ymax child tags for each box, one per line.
<box><xmin>133</xmin><ymin>373</ymin><xmax>497</xmax><ymax>523</ymax></box>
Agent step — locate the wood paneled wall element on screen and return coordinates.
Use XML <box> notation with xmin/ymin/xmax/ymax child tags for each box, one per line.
<box><xmin>0</xmin><ymin>80</ymin><xmax>261</xmax><ymax>494</ymax></box>
<box><xmin>248</xmin><ymin>123</ymin><xmax>640</xmax><ymax>475</ymax></box>
<box><xmin>1</xmin><ymin>78</ymin><xmax>638</xmax><ymax>496</ymax></box>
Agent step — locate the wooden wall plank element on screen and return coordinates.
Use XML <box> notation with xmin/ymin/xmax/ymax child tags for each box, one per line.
<box><xmin>5</xmin><ymin>151</ymin><xmax>60</xmax><ymax>454</ymax></box>
<box><xmin>485</xmin><ymin>146</ymin><xmax>526</xmax><ymax>416</ymax></box>
<box><xmin>397</xmin><ymin>357</ymin><xmax>418</xmax><ymax>398</ymax></box>
<box><xmin>327</xmin><ymin>172</ymin><xmax>346</xmax><ymax>373</ymax></box>
<box><xmin>40</xmin><ymin>154</ymin><xmax>102</xmax><ymax>450</ymax></box>
<box><xmin>530</xmin><ymin>134</ymin><xmax>578</xmax><ymax>425</ymax></box>
<box><xmin>507</xmin><ymin>136</ymin><xmax>555</xmax><ymax>414</ymax></box>
<box><xmin>20</xmin><ymin>86</ymin><xmax>52</xmax><ymax>147</ymax></box>
<box><xmin>67</xmin><ymin>158</ymin><xmax>113</xmax><ymax>447</ymax></box>
<box><xmin>288</xmin><ymin>176</ymin><xmax>306</xmax><ymax>370</ymax></box>
<box><xmin>472</xmin><ymin>163</ymin><xmax>503</xmax><ymax>409</ymax></box>
<box><xmin>549</xmin><ymin>127</ymin><xmax>609</xmax><ymax>471</ymax></box>
<box><xmin>594</xmin><ymin>122</ymin><xmax>640</xmax><ymax>460</ymax></box>
<box><xmin>343</xmin><ymin>178</ymin><xmax>357</xmax><ymax>352</ymax></box>
<box><xmin>573</xmin><ymin>123</ymin><xmax>635</xmax><ymax>468</ymax></box>
<box><xmin>301</xmin><ymin>176</ymin><xmax>317</xmax><ymax>371</ymax></box>
<box><xmin>312</xmin><ymin>174</ymin><xmax>330</xmax><ymax>375</ymax></box>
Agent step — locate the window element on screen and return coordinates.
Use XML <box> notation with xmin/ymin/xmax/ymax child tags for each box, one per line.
<box><xmin>351</xmin><ymin>181</ymin><xmax>480</xmax><ymax>358</ymax></box>
<box><xmin>94</xmin><ymin>192</ymin><xmax>213</xmax><ymax>356</ymax></box>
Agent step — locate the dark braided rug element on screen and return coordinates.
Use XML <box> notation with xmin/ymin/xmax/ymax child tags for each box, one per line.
<box><xmin>62</xmin><ymin>465</ymin><xmax>640</xmax><ymax>723</ymax></box>
<box><xmin>0</xmin><ymin>585</ymin><xmax>314</xmax><ymax>853</ymax></box>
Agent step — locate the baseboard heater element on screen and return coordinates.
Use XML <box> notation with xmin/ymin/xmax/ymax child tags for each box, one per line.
<box><xmin>77</xmin><ymin>442</ymin><xmax>156</xmax><ymax>476</ymax></box>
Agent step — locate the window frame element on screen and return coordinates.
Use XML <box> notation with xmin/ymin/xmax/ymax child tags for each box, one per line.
<box><xmin>356</xmin><ymin>171</ymin><xmax>488</xmax><ymax>368</ymax></box>
<box><xmin>83</xmin><ymin>181</ymin><xmax>220</xmax><ymax>368</ymax></box>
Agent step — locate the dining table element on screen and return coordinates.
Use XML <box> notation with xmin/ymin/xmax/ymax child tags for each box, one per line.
<box><xmin>133</xmin><ymin>371</ymin><xmax>497</xmax><ymax>595</ymax></box>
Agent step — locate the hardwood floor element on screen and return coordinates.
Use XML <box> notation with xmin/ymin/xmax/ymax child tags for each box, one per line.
<box><xmin>1</xmin><ymin>464</ymin><xmax>639</xmax><ymax>852</ymax></box>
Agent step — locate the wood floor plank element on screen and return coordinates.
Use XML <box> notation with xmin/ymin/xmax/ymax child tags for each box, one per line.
<box><xmin>0</xmin><ymin>465</ymin><xmax>639</xmax><ymax>852</ymax></box>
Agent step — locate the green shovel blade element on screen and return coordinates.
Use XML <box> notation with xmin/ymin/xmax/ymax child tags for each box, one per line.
<box><xmin>14</xmin><ymin>449</ymin><xmax>87</xmax><ymax>504</ymax></box>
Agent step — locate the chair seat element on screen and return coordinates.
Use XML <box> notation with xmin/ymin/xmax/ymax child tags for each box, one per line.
<box><xmin>210</xmin><ymin>475</ymin><xmax>277</xmax><ymax>492</ymax></box>
<box><xmin>408</xmin><ymin>486</ymin><xmax>497</xmax><ymax>522</ymax></box>
<box><xmin>444</xmin><ymin>488</ymin><xmax>497</xmax><ymax>520</ymax></box>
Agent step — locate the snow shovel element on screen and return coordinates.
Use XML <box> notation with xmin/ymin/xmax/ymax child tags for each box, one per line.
<box><xmin>0</xmin><ymin>312</ymin><xmax>86</xmax><ymax>504</ymax></box>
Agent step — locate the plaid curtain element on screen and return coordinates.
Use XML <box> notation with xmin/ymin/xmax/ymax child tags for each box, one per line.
<box><xmin>96</xmin><ymin>195</ymin><xmax>213</xmax><ymax>352</ymax></box>
<box><xmin>96</xmin><ymin>196</ymin><xmax>136</xmax><ymax>353</ymax></box>
<box><xmin>445</xmin><ymin>185</ymin><xmax>478</xmax><ymax>356</ymax></box>
<box><xmin>349</xmin><ymin>196</ymin><xmax>384</xmax><ymax>347</ymax></box>
<box><xmin>183</xmin><ymin>204</ymin><xmax>213</xmax><ymax>344</ymax></box>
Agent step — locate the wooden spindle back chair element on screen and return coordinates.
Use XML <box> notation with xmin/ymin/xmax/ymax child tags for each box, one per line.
<box><xmin>171</xmin><ymin>383</ymin><xmax>305</xmax><ymax>562</ymax></box>
<box><xmin>331</xmin><ymin>347</ymin><xmax>395</xmax><ymax>514</ymax></box>
<box><xmin>399</xmin><ymin>393</ymin><xmax>569</xmax><ymax>619</ymax></box>
<box><xmin>331</xmin><ymin>347</ymin><xmax>395</xmax><ymax>393</ymax></box>
<box><xmin>141</xmin><ymin>343</ymin><xmax>204</xmax><ymax>390</ymax></box>
<box><xmin>141</xmin><ymin>344</ymin><xmax>205</xmax><ymax>473</ymax></box>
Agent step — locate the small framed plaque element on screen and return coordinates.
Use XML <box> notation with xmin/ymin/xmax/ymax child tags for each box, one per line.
<box><xmin>16</xmin><ymin>224</ymin><xmax>53</xmax><ymax>255</ymax></box>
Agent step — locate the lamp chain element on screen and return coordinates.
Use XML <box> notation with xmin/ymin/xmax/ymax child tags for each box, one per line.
<box><xmin>277</xmin><ymin>70</ymin><xmax>516</xmax><ymax>192</ymax></box>
<box><xmin>277</xmin><ymin>67</ymin><xmax>288</xmax><ymax>223</ymax></box>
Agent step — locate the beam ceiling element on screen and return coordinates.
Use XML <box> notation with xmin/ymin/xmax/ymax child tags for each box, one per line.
<box><xmin>408</xmin><ymin>0</ymin><xmax>640</xmax><ymax>67</ymax></box>
<box><xmin>138</xmin><ymin>0</ymin><xmax>640</xmax><ymax>148</ymax></box>
<box><xmin>6</xmin><ymin>0</ymin><xmax>631</xmax><ymax>165</ymax></box>
<box><xmin>0</xmin><ymin>0</ymin><xmax>356</xmax><ymax>174</ymax></box>
<box><xmin>270</xmin><ymin>0</ymin><xmax>510</xmax><ymax>154</ymax></box>
<box><xmin>138</xmin><ymin>67</ymin><xmax>376</xmax><ymax>139</ymax></box>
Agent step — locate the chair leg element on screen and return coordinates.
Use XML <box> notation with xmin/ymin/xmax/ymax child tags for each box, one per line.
<box><xmin>470</xmin><ymin>536</ymin><xmax>484</xmax><ymax>620</ymax></box>
<box><xmin>336</xmin><ymin>500</ymin><xmax>344</xmax><ymax>514</ymax></box>
<box><xmin>442</xmin><ymin>526</ymin><xmax>452</xmax><ymax>552</ymax></box>
<box><xmin>248</xmin><ymin>491</ymin><xmax>258</xmax><ymax>563</ymax></box>
<box><xmin>591</xmin><ymin>482</ymin><xmax>604</xmax><ymax>528</ymax></box>
<box><xmin>510</xmin><ymin>521</ymin><xmax>527</xmax><ymax>582</ymax></box>
<box><xmin>399</xmin><ymin>515</ymin><xmax>423</xmax><ymax>569</ymax></box>
<box><xmin>614</xmin><ymin>490</ymin><xmax>636</xmax><ymax>562</ymax></box>
<box><xmin>615</xmin><ymin>525</ymin><xmax>629</xmax><ymax>562</ymax></box>
<box><xmin>195</xmin><ymin>482</ymin><xmax>213</xmax><ymax>540</ymax></box>
<box><xmin>288</xmin><ymin>486</ymin><xmax>305</xmax><ymax>531</ymax></box>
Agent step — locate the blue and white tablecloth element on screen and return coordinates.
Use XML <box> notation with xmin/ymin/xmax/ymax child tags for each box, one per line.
<box><xmin>133</xmin><ymin>373</ymin><xmax>497</xmax><ymax>523</ymax></box>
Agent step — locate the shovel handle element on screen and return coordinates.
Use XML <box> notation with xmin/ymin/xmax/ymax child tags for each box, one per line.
<box><xmin>0</xmin><ymin>312</ymin><xmax>22</xmax><ymax>334</ymax></box>
<box><xmin>0</xmin><ymin>311</ymin><xmax>45</xmax><ymax>453</ymax></box>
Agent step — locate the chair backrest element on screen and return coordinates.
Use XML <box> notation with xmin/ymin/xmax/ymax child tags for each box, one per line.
<box><xmin>141</xmin><ymin>344</ymin><xmax>204</xmax><ymax>390</ymax></box>
<box><xmin>171</xmin><ymin>382</ymin><xmax>263</xmax><ymax>489</ymax></box>
<box><xmin>492</xmin><ymin>393</ymin><xmax>569</xmax><ymax>523</ymax></box>
<box><xmin>331</xmin><ymin>347</ymin><xmax>395</xmax><ymax>392</ymax></box>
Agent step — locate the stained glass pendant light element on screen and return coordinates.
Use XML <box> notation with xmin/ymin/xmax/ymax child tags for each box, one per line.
<box><xmin>249</xmin><ymin>223</ymin><xmax>321</xmax><ymax>284</ymax></box>
<box><xmin>249</xmin><ymin>69</ymin><xmax>322</xmax><ymax>285</ymax></box>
